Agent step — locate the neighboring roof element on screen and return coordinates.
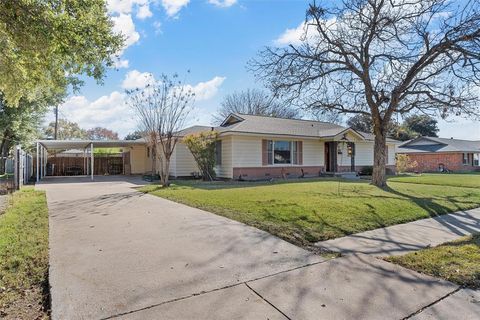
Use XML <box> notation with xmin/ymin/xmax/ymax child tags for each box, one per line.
<box><xmin>217</xmin><ymin>113</ymin><xmax>399</xmax><ymax>142</ymax></box>
<box><xmin>176</xmin><ymin>125</ymin><xmax>214</xmax><ymax>137</ymax></box>
<box><xmin>37</xmin><ymin>139</ymin><xmax>145</xmax><ymax>151</ymax></box>
<box><xmin>398</xmin><ymin>136</ymin><xmax>480</xmax><ymax>153</ymax></box>
<box><xmin>134</xmin><ymin>125</ymin><xmax>214</xmax><ymax>143</ymax></box>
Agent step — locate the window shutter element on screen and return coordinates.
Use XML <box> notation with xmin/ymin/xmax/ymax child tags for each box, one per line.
<box><xmin>298</xmin><ymin>141</ymin><xmax>303</xmax><ymax>165</ymax></box>
<box><xmin>262</xmin><ymin>140</ymin><xmax>268</xmax><ymax>166</ymax></box>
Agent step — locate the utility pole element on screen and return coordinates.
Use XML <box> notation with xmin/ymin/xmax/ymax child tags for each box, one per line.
<box><xmin>54</xmin><ymin>105</ymin><xmax>58</xmax><ymax>140</ymax></box>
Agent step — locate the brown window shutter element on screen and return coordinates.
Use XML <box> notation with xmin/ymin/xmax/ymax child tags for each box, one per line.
<box><xmin>298</xmin><ymin>141</ymin><xmax>303</xmax><ymax>165</ymax></box>
<box><xmin>262</xmin><ymin>140</ymin><xmax>268</xmax><ymax>166</ymax></box>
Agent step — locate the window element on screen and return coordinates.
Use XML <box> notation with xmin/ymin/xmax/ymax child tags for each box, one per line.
<box><xmin>463</xmin><ymin>153</ymin><xmax>468</xmax><ymax>165</ymax></box>
<box><xmin>274</xmin><ymin>141</ymin><xmax>291</xmax><ymax>164</ymax></box>
<box><xmin>474</xmin><ymin>154</ymin><xmax>479</xmax><ymax>166</ymax></box>
<box><xmin>266</xmin><ymin>140</ymin><xmax>300</xmax><ymax>165</ymax></box>
<box><xmin>215</xmin><ymin>140</ymin><xmax>222</xmax><ymax>165</ymax></box>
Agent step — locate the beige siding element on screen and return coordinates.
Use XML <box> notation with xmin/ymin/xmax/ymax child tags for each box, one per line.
<box><xmin>303</xmin><ymin>140</ymin><xmax>324</xmax><ymax>166</ymax></box>
<box><xmin>387</xmin><ymin>144</ymin><xmax>396</xmax><ymax>165</ymax></box>
<box><xmin>231</xmin><ymin>135</ymin><xmax>324</xmax><ymax>168</ymax></box>
<box><xmin>232</xmin><ymin>136</ymin><xmax>263</xmax><ymax>167</ymax></box>
<box><xmin>216</xmin><ymin>136</ymin><xmax>233</xmax><ymax>178</ymax></box>
<box><xmin>130</xmin><ymin>145</ymin><xmax>148</xmax><ymax>174</ymax></box>
<box><xmin>352</xmin><ymin>142</ymin><xmax>396</xmax><ymax>166</ymax></box>
<box><xmin>172</xmin><ymin>142</ymin><xmax>199</xmax><ymax>177</ymax></box>
<box><xmin>354</xmin><ymin>142</ymin><xmax>374</xmax><ymax>166</ymax></box>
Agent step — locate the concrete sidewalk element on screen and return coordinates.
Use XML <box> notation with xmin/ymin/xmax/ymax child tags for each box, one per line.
<box><xmin>316</xmin><ymin>207</ymin><xmax>480</xmax><ymax>256</ymax></box>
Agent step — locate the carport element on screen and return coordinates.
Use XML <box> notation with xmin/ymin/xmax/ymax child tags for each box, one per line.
<box><xmin>35</xmin><ymin>140</ymin><xmax>145</xmax><ymax>182</ymax></box>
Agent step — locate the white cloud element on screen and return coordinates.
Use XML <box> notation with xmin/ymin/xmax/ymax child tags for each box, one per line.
<box><xmin>113</xmin><ymin>58</ymin><xmax>130</xmax><ymax>69</ymax></box>
<box><xmin>107</xmin><ymin>0</ymin><xmax>151</xmax><ymax>15</ymax></box>
<box><xmin>189</xmin><ymin>76</ymin><xmax>226</xmax><ymax>101</ymax></box>
<box><xmin>208</xmin><ymin>0</ymin><xmax>237</xmax><ymax>8</ymax></box>
<box><xmin>137</xmin><ymin>4</ymin><xmax>153</xmax><ymax>19</ymax></box>
<box><xmin>112</xmin><ymin>14</ymin><xmax>140</xmax><ymax>52</ymax></box>
<box><xmin>161</xmin><ymin>0</ymin><xmax>190</xmax><ymax>17</ymax></box>
<box><xmin>55</xmin><ymin>92</ymin><xmax>136</xmax><ymax>137</ymax></box>
<box><xmin>122</xmin><ymin>70</ymin><xmax>155</xmax><ymax>89</ymax></box>
<box><xmin>51</xmin><ymin>75</ymin><xmax>226</xmax><ymax>137</ymax></box>
<box><xmin>275</xmin><ymin>20</ymin><xmax>309</xmax><ymax>46</ymax></box>
<box><xmin>275</xmin><ymin>18</ymin><xmax>334</xmax><ymax>46</ymax></box>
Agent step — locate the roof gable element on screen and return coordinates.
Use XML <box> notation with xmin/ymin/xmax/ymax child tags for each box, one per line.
<box><xmin>220</xmin><ymin>114</ymin><xmax>244</xmax><ymax>127</ymax></box>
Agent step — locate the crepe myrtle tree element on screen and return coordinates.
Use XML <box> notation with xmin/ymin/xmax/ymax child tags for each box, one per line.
<box><xmin>250</xmin><ymin>0</ymin><xmax>480</xmax><ymax>187</ymax></box>
<box><xmin>126</xmin><ymin>74</ymin><xmax>195</xmax><ymax>187</ymax></box>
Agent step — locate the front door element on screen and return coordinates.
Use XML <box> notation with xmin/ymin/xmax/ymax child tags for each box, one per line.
<box><xmin>324</xmin><ymin>142</ymin><xmax>337</xmax><ymax>172</ymax></box>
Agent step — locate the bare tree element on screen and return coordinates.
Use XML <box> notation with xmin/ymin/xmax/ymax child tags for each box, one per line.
<box><xmin>126</xmin><ymin>74</ymin><xmax>195</xmax><ymax>187</ymax></box>
<box><xmin>250</xmin><ymin>0</ymin><xmax>480</xmax><ymax>187</ymax></box>
<box><xmin>214</xmin><ymin>88</ymin><xmax>301</xmax><ymax>123</ymax></box>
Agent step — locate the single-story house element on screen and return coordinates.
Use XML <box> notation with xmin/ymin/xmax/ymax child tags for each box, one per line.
<box><xmin>129</xmin><ymin>113</ymin><xmax>400</xmax><ymax>180</ymax></box>
<box><xmin>397</xmin><ymin>136</ymin><xmax>480</xmax><ymax>172</ymax></box>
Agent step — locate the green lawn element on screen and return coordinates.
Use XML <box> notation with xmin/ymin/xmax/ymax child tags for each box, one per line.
<box><xmin>0</xmin><ymin>188</ymin><xmax>49</xmax><ymax>319</ymax></box>
<box><xmin>389</xmin><ymin>173</ymin><xmax>480</xmax><ymax>189</ymax></box>
<box><xmin>141</xmin><ymin>178</ymin><xmax>480</xmax><ymax>245</ymax></box>
<box><xmin>386</xmin><ymin>234</ymin><xmax>480</xmax><ymax>289</ymax></box>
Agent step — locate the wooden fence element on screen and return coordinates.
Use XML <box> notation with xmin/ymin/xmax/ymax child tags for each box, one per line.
<box><xmin>46</xmin><ymin>154</ymin><xmax>124</xmax><ymax>176</ymax></box>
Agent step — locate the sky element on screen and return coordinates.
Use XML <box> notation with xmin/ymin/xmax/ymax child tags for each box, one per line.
<box><xmin>47</xmin><ymin>0</ymin><xmax>480</xmax><ymax>140</ymax></box>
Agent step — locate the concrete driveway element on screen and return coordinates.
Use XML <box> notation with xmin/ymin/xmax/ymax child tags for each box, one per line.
<box><xmin>38</xmin><ymin>176</ymin><xmax>323</xmax><ymax>319</ymax></box>
<box><xmin>39</xmin><ymin>176</ymin><xmax>468</xmax><ymax>320</ymax></box>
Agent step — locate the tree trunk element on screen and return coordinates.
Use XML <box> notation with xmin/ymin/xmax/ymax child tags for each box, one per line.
<box><xmin>161</xmin><ymin>154</ymin><xmax>171</xmax><ymax>187</ymax></box>
<box><xmin>372</xmin><ymin>125</ymin><xmax>387</xmax><ymax>188</ymax></box>
<box><xmin>149</xmin><ymin>144</ymin><xmax>156</xmax><ymax>182</ymax></box>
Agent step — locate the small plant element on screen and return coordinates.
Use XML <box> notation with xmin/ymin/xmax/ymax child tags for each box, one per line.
<box><xmin>359</xmin><ymin>166</ymin><xmax>373</xmax><ymax>176</ymax></box>
<box><xmin>396</xmin><ymin>154</ymin><xmax>418</xmax><ymax>173</ymax></box>
<box><xmin>184</xmin><ymin>131</ymin><xmax>218</xmax><ymax>181</ymax></box>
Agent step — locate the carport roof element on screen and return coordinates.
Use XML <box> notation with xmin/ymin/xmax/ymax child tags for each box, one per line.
<box><xmin>37</xmin><ymin>139</ymin><xmax>146</xmax><ymax>150</ymax></box>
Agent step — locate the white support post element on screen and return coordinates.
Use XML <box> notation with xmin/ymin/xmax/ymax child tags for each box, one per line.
<box><xmin>90</xmin><ymin>143</ymin><xmax>94</xmax><ymax>180</ymax></box>
<box><xmin>40</xmin><ymin>146</ymin><xmax>43</xmax><ymax>179</ymax></box>
<box><xmin>36</xmin><ymin>142</ymin><xmax>39</xmax><ymax>182</ymax></box>
<box><xmin>83</xmin><ymin>149</ymin><xmax>86</xmax><ymax>175</ymax></box>
<box><xmin>42</xmin><ymin>148</ymin><xmax>45</xmax><ymax>178</ymax></box>
<box><xmin>44</xmin><ymin>147</ymin><xmax>46</xmax><ymax>177</ymax></box>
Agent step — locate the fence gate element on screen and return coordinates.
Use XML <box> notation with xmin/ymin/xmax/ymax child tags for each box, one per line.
<box><xmin>13</xmin><ymin>146</ymin><xmax>33</xmax><ymax>190</ymax></box>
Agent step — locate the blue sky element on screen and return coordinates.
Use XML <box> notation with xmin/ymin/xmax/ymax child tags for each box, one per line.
<box><xmin>51</xmin><ymin>0</ymin><xmax>479</xmax><ymax>139</ymax></box>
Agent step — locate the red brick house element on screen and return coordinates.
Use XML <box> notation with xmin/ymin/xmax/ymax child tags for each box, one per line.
<box><xmin>397</xmin><ymin>137</ymin><xmax>480</xmax><ymax>172</ymax></box>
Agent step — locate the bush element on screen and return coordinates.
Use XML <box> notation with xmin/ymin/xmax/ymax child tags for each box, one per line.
<box><xmin>359</xmin><ymin>166</ymin><xmax>373</xmax><ymax>175</ymax></box>
<box><xmin>396</xmin><ymin>154</ymin><xmax>418</xmax><ymax>173</ymax></box>
<box><xmin>184</xmin><ymin>131</ymin><xmax>218</xmax><ymax>181</ymax></box>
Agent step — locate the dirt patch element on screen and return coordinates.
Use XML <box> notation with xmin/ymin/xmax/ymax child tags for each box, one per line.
<box><xmin>0</xmin><ymin>281</ymin><xmax>50</xmax><ymax>320</ymax></box>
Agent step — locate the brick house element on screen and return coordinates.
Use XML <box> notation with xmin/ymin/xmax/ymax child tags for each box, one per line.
<box><xmin>397</xmin><ymin>136</ymin><xmax>480</xmax><ymax>172</ymax></box>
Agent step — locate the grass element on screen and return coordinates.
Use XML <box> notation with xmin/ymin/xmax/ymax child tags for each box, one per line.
<box><xmin>140</xmin><ymin>178</ymin><xmax>480</xmax><ymax>245</ymax></box>
<box><xmin>386</xmin><ymin>234</ymin><xmax>480</xmax><ymax>288</ymax></box>
<box><xmin>0</xmin><ymin>188</ymin><xmax>49</xmax><ymax>319</ymax></box>
<box><xmin>389</xmin><ymin>173</ymin><xmax>480</xmax><ymax>189</ymax></box>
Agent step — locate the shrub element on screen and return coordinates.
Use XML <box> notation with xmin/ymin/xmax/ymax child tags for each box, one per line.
<box><xmin>184</xmin><ymin>131</ymin><xmax>218</xmax><ymax>181</ymax></box>
<box><xmin>359</xmin><ymin>166</ymin><xmax>373</xmax><ymax>176</ymax></box>
<box><xmin>396</xmin><ymin>154</ymin><xmax>418</xmax><ymax>173</ymax></box>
